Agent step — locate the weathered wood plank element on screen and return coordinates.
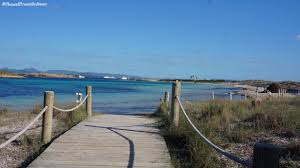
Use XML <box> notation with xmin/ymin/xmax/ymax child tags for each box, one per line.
<box><xmin>29</xmin><ymin>114</ymin><xmax>172</xmax><ymax>168</ymax></box>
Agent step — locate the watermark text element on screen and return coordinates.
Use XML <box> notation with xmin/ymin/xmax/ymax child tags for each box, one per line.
<box><xmin>1</xmin><ymin>1</ymin><xmax>47</xmax><ymax>7</ymax></box>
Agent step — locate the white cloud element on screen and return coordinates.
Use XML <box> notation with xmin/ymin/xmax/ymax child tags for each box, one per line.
<box><xmin>296</xmin><ymin>34</ymin><xmax>300</xmax><ymax>41</ymax></box>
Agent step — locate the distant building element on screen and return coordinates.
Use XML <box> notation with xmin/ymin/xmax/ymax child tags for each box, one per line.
<box><xmin>103</xmin><ymin>76</ymin><xmax>116</xmax><ymax>79</ymax></box>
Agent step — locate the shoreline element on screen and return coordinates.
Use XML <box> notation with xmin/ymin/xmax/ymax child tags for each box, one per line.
<box><xmin>224</xmin><ymin>82</ymin><xmax>297</xmax><ymax>100</ymax></box>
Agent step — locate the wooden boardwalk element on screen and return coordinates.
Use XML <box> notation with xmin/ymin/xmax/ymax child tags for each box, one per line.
<box><xmin>29</xmin><ymin>114</ymin><xmax>172</xmax><ymax>168</ymax></box>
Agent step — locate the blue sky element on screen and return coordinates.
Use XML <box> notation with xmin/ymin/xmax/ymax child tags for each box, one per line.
<box><xmin>0</xmin><ymin>0</ymin><xmax>299</xmax><ymax>80</ymax></box>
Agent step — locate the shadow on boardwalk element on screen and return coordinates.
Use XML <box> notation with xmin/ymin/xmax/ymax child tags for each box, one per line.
<box><xmin>84</xmin><ymin>124</ymin><xmax>160</xmax><ymax>168</ymax></box>
<box><xmin>85</xmin><ymin>125</ymin><xmax>136</xmax><ymax>168</ymax></box>
<box><xmin>28</xmin><ymin>115</ymin><xmax>172</xmax><ymax>168</ymax></box>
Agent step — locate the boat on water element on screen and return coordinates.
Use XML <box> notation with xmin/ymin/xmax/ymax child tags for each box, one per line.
<box><xmin>78</xmin><ymin>75</ymin><xmax>85</xmax><ymax>79</ymax></box>
<box><xmin>121</xmin><ymin>76</ymin><xmax>128</xmax><ymax>80</ymax></box>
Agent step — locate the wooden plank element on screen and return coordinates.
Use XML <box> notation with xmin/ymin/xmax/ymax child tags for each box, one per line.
<box><xmin>29</xmin><ymin>114</ymin><xmax>172</xmax><ymax>168</ymax></box>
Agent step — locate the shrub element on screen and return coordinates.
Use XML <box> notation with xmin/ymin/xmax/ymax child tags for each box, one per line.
<box><xmin>0</xmin><ymin>106</ymin><xmax>8</xmax><ymax>115</ymax></box>
<box><xmin>156</xmin><ymin>97</ymin><xmax>300</xmax><ymax>168</ymax></box>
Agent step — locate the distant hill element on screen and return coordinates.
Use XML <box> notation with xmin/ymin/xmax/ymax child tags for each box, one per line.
<box><xmin>45</xmin><ymin>70</ymin><xmax>80</xmax><ymax>75</ymax></box>
<box><xmin>0</xmin><ymin>67</ymin><xmax>143</xmax><ymax>80</ymax></box>
<box><xmin>1</xmin><ymin>67</ymin><xmax>39</xmax><ymax>74</ymax></box>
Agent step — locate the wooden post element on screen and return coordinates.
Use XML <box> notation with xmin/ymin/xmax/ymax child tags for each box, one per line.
<box><xmin>229</xmin><ymin>91</ymin><xmax>232</xmax><ymax>100</ymax></box>
<box><xmin>212</xmin><ymin>91</ymin><xmax>215</xmax><ymax>100</ymax></box>
<box><xmin>86</xmin><ymin>86</ymin><xmax>92</xmax><ymax>117</ymax></box>
<box><xmin>42</xmin><ymin>91</ymin><xmax>54</xmax><ymax>144</ymax></box>
<box><xmin>164</xmin><ymin>91</ymin><xmax>169</xmax><ymax>103</ymax></box>
<box><xmin>279</xmin><ymin>89</ymin><xmax>281</xmax><ymax>97</ymax></box>
<box><xmin>171</xmin><ymin>80</ymin><xmax>181</xmax><ymax>127</ymax></box>
<box><xmin>253</xmin><ymin>143</ymin><xmax>280</xmax><ymax>168</ymax></box>
<box><xmin>164</xmin><ymin>91</ymin><xmax>169</xmax><ymax>108</ymax></box>
<box><xmin>285</xmin><ymin>89</ymin><xmax>286</xmax><ymax>96</ymax></box>
<box><xmin>244</xmin><ymin>91</ymin><xmax>247</xmax><ymax>100</ymax></box>
<box><xmin>256</xmin><ymin>90</ymin><xmax>259</xmax><ymax>100</ymax></box>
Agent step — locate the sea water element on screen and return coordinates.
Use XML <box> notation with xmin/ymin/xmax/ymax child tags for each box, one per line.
<box><xmin>0</xmin><ymin>78</ymin><xmax>242</xmax><ymax>114</ymax></box>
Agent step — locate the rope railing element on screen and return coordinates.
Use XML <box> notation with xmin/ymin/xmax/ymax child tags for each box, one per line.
<box><xmin>0</xmin><ymin>106</ymin><xmax>48</xmax><ymax>149</ymax></box>
<box><xmin>1</xmin><ymin>86</ymin><xmax>93</xmax><ymax>147</ymax></box>
<box><xmin>176</xmin><ymin>96</ymin><xmax>251</xmax><ymax>167</ymax></box>
<box><xmin>166</xmin><ymin>81</ymin><xmax>280</xmax><ymax>167</ymax></box>
<box><xmin>177</xmin><ymin>90</ymin><xmax>246</xmax><ymax>101</ymax></box>
<box><xmin>53</xmin><ymin>95</ymin><xmax>88</xmax><ymax>112</ymax></box>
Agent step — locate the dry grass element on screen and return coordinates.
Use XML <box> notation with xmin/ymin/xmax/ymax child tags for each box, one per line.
<box><xmin>156</xmin><ymin>97</ymin><xmax>300</xmax><ymax>168</ymax></box>
<box><xmin>0</xmin><ymin>103</ymin><xmax>88</xmax><ymax>168</ymax></box>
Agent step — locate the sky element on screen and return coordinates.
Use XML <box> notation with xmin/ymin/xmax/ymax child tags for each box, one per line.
<box><xmin>0</xmin><ymin>0</ymin><xmax>299</xmax><ymax>81</ymax></box>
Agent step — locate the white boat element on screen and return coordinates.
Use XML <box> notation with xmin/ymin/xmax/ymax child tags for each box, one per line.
<box><xmin>78</xmin><ymin>75</ymin><xmax>85</xmax><ymax>79</ymax></box>
<box><xmin>121</xmin><ymin>76</ymin><xmax>128</xmax><ymax>80</ymax></box>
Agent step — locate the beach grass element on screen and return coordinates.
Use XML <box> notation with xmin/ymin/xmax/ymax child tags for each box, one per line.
<box><xmin>0</xmin><ymin>103</ymin><xmax>88</xmax><ymax>167</ymax></box>
<box><xmin>155</xmin><ymin>97</ymin><xmax>300</xmax><ymax>168</ymax></box>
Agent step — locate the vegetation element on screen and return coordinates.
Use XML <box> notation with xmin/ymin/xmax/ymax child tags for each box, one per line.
<box><xmin>155</xmin><ymin>97</ymin><xmax>300</xmax><ymax>168</ymax></box>
<box><xmin>0</xmin><ymin>70</ymin><xmax>24</xmax><ymax>78</ymax></box>
<box><xmin>29</xmin><ymin>103</ymin><xmax>87</xmax><ymax>133</ymax></box>
<box><xmin>159</xmin><ymin>79</ymin><xmax>300</xmax><ymax>91</ymax></box>
<box><xmin>0</xmin><ymin>70</ymin><xmax>13</xmax><ymax>75</ymax></box>
<box><xmin>54</xmin><ymin>105</ymin><xmax>87</xmax><ymax>131</ymax></box>
<box><xmin>0</xmin><ymin>103</ymin><xmax>88</xmax><ymax>167</ymax></box>
<box><xmin>239</xmin><ymin>80</ymin><xmax>300</xmax><ymax>91</ymax></box>
<box><xmin>0</xmin><ymin>106</ymin><xmax>8</xmax><ymax>116</ymax></box>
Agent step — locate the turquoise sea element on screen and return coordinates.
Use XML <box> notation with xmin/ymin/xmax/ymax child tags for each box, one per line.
<box><xmin>0</xmin><ymin>78</ymin><xmax>242</xmax><ymax>114</ymax></box>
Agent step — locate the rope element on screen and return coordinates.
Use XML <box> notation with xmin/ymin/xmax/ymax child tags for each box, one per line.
<box><xmin>53</xmin><ymin>95</ymin><xmax>88</xmax><ymax>112</ymax></box>
<box><xmin>176</xmin><ymin>96</ymin><xmax>251</xmax><ymax>167</ymax></box>
<box><xmin>0</xmin><ymin>106</ymin><xmax>48</xmax><ymax>149</ymax></box>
